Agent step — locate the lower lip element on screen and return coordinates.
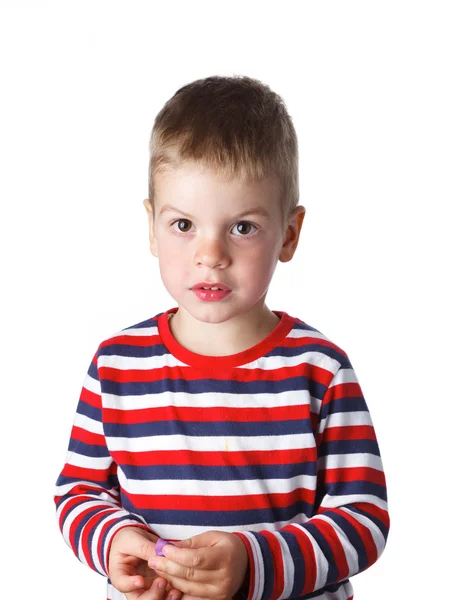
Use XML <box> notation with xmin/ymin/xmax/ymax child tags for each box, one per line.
<box><xmin>192</xmin><ymin>288</ymin><xmax>231</xmax><ymax>302</ymax></box>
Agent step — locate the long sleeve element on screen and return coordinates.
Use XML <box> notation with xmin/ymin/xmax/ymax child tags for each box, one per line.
<box><xmin>54</xmin><ymin>347</ymin><xmax>153</xmax><ymax>577</ymax></box>
<box><xmin>232</xmin><ymin>354</ymin><xmax>390</xmax><ymax>600</ymax></box>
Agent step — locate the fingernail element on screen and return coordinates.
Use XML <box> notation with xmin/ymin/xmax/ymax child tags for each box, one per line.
<box><xmin>149</xmin><ymin>559</ymin><xmax>158</xmax><ymax>568</ymax></box>
<box><xmin>158</xmin><ymin>580</ymin><xmax>166</xmax><ymax>589</ymax></box>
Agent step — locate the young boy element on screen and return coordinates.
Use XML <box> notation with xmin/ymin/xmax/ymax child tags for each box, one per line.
<box><xmin>54</xmin><ymin>75</ymin><xmax>390</xmax><ymax>600</ymax></box>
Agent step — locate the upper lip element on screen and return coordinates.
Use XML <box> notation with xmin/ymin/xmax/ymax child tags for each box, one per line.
<box><xmin>192</xmin><ymin>281</ymin><xmax>231</xmax><ymax>291</ymax></box>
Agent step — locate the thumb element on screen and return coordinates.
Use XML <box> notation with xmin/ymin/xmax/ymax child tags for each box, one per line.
<box><xmin>173</xmin><ymin>530</ymin><xmax>221</xmax><ymax>549</ymax></box>
<box><xmin>111</xmin><ymin>527</ymin><xmax>155</xmax><ymax>561</ymax></box>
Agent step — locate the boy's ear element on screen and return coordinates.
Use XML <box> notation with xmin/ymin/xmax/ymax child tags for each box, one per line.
<box><xmin>143</xmin><ymin>198</ymin><xmax>158</xmax><ymax>257</ymax></box>
<box><xmin>279</xmin><ymin>205</ymin><xmax>306</xmax><ymax>263</ymax></box>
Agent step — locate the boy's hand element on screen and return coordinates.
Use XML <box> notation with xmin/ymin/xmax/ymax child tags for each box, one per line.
<box><xmin>148</xmin><ymin>530</ymin><xmax>249</xmax><ymax>600</ymax></box>
<box><xmin>108</xmin><ymin>527</ymin><xmax>183</xmax><ymax>600</ymax></box>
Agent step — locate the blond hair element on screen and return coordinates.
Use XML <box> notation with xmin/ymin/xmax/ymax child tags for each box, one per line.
<box><xmin>148</xmin><ymin>74</ymin><xmax>299</xmax><ymax>230</ymax></box>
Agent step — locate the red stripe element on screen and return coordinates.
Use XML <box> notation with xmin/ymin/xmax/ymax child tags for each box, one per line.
<box><xmin>264</xmin><ymin>531</ymin><xmax>285</xmax><ymax>600</ymax></box>
<box><xmin>322</xmin><ymin>466</ymin><xmax>387</xmax><ymax>487</ymax></box>
<box><xmin>111</xmin><ymin>447</ymin><xmax>317</xmax><ymax>467</ymax></box>
<box><xmin>232</xmin><ymin>533</ymin><xmax>256</xmax><ymax>600</ymax></box>
<box><xmin>285</xmin><ymin>524</ymin><xmax>317</xmax><ymax>594</ymax></box>
<box><xmin>72</xmin><ymin>425</ymin><xmax>106</xmax><ymax>446</ymax></box>
<box><xmin>311</xmin><ymin>517</ymin><xmax>349</xmax><ymax>581</ymax></box>
<box><xmin>81</xmin><ymin>510</ymin><xmax>114</xmax><ymax>572</ymax></box>
<box><xmin>61</xmin><ymin>464</ymin><xmax>112</xmax><ymax>483</ymax></box>
<box><xmin>329</xmin><ymin>507</ymin><xmax>378</xmax><ymax>566</ymax></box>
<box><xmin>353</xmin><ymin>501</ymin><xmax>390</xmax><ymax>528</ymax></box>
<box><xmin>69</xmin><ymin>504</ymin><xmax>100</xmax><ymax>556</ymax></box>
<box><xmin>321</xmin><ymin>425</ymin><xmax>376</xmax><ymax>442</ymax></box>
<box><xmin>121</xmin><ymin>488</ymin><xmax>316</xmax><ymax>511</ymax></box>
<box><xmin>80</xmin><ymin>386</ymin><xmax>101</xmax><ymax>408</ymax></box>
<box><xmin>97</xmin><ymin>360</ymin><xmax>333</xmax><ymax>386</ymax></box>
<box><xmin>103</xmin><ymin>403</ymin><xmax>310</xmax><ymax>424</ymax></box>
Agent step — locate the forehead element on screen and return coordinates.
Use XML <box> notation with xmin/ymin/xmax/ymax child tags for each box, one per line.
<box><xmin>154</xmin><ymin>162</ymin><xmax>281</xmax><ymax>216</ymax></box>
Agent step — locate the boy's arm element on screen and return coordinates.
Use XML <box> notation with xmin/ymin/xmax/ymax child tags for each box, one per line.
<box><xmin>53</xmin><ymin>347</ymin><xmax>157</xmax><ymax>577</ymax></box>
<box><xmin>232</xmin><ymin>354</ymin><xmax>390</xmax><ymax>600</ymax></box>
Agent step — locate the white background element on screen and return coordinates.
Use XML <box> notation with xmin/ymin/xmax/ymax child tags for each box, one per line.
<box><xmin>1</xmin><ymin>1</ymin><xmax>450</xmax><ymax>598</ymax></box>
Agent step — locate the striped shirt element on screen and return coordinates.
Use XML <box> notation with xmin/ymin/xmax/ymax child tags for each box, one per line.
<box><xmin>54</xmin><ymin>306</ymin><xmax>390</xmax><ymax>600</ymax></box>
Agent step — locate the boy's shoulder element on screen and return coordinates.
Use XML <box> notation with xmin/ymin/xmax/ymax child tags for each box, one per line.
<box><xmin>94</xmin><ymin>310</ymin><xmax>163</xmax><ymax>355</ymax></box>
<box><xmin>288</xmin><ymin>312</ymin><xmax>352</xmax><ymax>369</ymax></box>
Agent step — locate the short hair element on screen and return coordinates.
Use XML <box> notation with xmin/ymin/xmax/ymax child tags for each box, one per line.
<box><xmin>148</xmin><ymin>74</ymin><xmax>299</xmax><ymax>230</ymax></box>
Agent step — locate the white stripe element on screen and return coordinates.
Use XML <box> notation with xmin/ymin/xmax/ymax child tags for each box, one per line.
<box><xmin>82</xmin><ymin>371</ymin><xmax>102</xmax><ymax>395</ymax></box>
<box><xmin>102</xmin><ymin>516</ymin><xmax>148</xmax><ymax>573</ymax></box>
<box><xmin>319</xmin><ymin>492</ymin><xmax>388</xmax><ymax>512</ymax></box>
<box><xmin>106</xmin><ymin>582</ymin><xmax>126</xmax><ymax>599</ymax></box>
<box><xmin>341</xmin><ymin>506</ymin><xmax>387</xmax><ymax>559</ymax></box>
<box><xmin>135</xmin><ymin>514</ymin><xmax>311</xmax><ymax>542</ymax></box>
<box><xmin>106</xmin><ymin>432</ymin><xmax>315</xmax><ymax>452</ymax></box>
<box><xmin>60</xmin><ymin>498</ymin><xmax>112</xmax><ymax>563</ymax></box>
<box><xmin>73</xmin><ymin>411</ymin><xmax>104</xmax><ymax>434</ymax></box>
<box><xmin>55</xmin><ymin>480</ymin><xmax>120</xmax><ymax>499</ymax></box>
<box><xmin>106</xmin><ymin>582</ymin><xmax>126</xmax><ymax>600</ymax></box>
<box><xmin>272</xmin><ymin>531</ymin><xmax>294</xmax><ymax>600</ymax></box>
<box><xmin>317</xmin><ymin>452</ymin><xmax>384</xmax><ymax>471</ymax></box>
<box><xmin>318</xmin><ymin>410</ymin><xmax>375</xmax><ymax>432</ymax></box>
<box><xmin>118</xmin><ymin>470</ymin><xmax>317</xmax><ymax>496</ymax></box>
<box><xmin>289</xmin><ymin>522</ymin><xmax>329</xmax><ymax>590</ymax></box>
<box><xmin>90</xmin><ymin>511</ymin><xmax>126</xmax><ymax>576</ymax></box>
<box><xmin>66</xmin><ymin>451</ymin><xmax>112</xmax><ymax>470</ymax></box>
<box><xmin>309</xmin><ymin>513</ymin><xmax>358</xmax><ymax>574</ymax></box>
<box><xmin>119</xmin><ymin>323</ymin><xmax>330</xmax><ymax>341</ymax></box>
<box><xmin>98</xmin><ymin>349</ymin><xmax>340</xmax><ymax>373</ymax></box>
<box><xmin>102</xmin><ymin>388</ymin><xmax>313</xmax><ymax>410</ymax></box>
<box><xmin>328</xmin><ymin>367</ymin><xmax>360</xmax><ymax>386</ymax></box>
<box><xmin>244</xmin><ymin>532</ymin><xmax>265</xmax><ymax>600</ymax></box>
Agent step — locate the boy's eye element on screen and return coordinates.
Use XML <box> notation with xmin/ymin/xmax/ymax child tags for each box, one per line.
<box><xmin>170</xmin><ymin>219</ymin><xmax>257</xmax><ymax>237</ymax></box>
<box><xmin>173</xmin><ymin>218</ymin><xmax>192</xmax><ymax>233</ymax></box>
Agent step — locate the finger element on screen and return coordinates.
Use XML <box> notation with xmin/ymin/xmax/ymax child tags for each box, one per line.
<box><xmin>155</xmin><ymin>544</ymin><xmax>215</xmax><ymax>571</ymax></box>
<box><xmin>149</xmin><ymin>556</ymin><xmax>214</xmax><ymax>584</ymax></box>
<box><xmin>152</xmin><ymin>571</ymin><xmax>215</xmax><ymax>599</ymax></box>
<box><xmin>125</xmin><ymin>577</ymin><xmax>169</xmax><ymax>600</ymax></box>
<box><xmin>118</xmin><ymin>532</ymin><xmax>156</xmax><ymax>562</ymax></box>
<box><xmin>113</xmin><ymin>565</ymin><xmax>151</xmax><ymax>593</ymax></box>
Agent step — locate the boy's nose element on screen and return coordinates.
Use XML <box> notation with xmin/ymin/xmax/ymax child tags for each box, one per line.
<box><xmin>194</xmin><ymin>238</ymin><xmax>231</xmax><ymax>268</ymax></box>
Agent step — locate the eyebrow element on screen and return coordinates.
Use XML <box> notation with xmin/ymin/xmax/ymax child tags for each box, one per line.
<box><xmin>159</xmin><ymin>204</ymin><xmax>271</xmax><ymax>219</ymax></box>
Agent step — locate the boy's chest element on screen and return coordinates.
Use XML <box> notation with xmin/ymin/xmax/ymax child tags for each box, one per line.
<box><xmin>102</xmin><ymin>372</ymin><xmax>318</xmax><ymax>470</ymax></box>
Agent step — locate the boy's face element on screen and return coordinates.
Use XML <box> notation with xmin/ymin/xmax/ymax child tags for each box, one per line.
<box><xmin>143</xmin><ymin>161</ymin><xmax>305</xmax><ymax>327</ymax></box>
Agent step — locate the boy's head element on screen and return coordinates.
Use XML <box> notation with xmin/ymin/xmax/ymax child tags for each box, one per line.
<box><xmin>143</xmin><ymin>75</ymin><xmax>305</xmax><ymax>328</ymax></box>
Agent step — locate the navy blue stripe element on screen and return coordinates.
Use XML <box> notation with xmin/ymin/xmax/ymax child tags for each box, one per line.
<box><xmin>87</xmin><ymin>358</ymin><xmax>99</xmax><ymax>381</ymax></box>
<box><xmin>120</xmin><ymin>499</ymin><xmax>313</xmax><ymax>528</ymax></box>
<box><xmin>318</xmin><ymin>439</ymin><xmax>381</xmax><ymax>456</ymax></box>
<box><xmin>297</xmin><ymin>579</ymin><xmax>351</xmax><ymax>599</ymax></box>
<box><xmin>326</xmin><ymin>511</ymin><xmax>368</xmax><ymax>571</ymax></box>
<box><xmin>77</xmin><ymin>399</ymin><xmax>102</xmax><ymax>421</ymax></box>
<box><xmin>265</xmin><ymin>343</ymin><xmax>346</xmax><ymax>365</ymax></box>
<box><xmin>55</xmin><ymin>474</ymin><xmax>118</xmax><ymax>490</ymax></box>
<box><xmin>100</xmin><ymin>373</ymin><xmax>328</xmax><ymax>398</ymax></box>
<box><xmin>101</xmin><ymin>337</ymin><xmax>347</xmax><ymax>369</ymax></box>
<box><xmin>322</xmin><ymin>479</ymin><xmax>388</xmax><ymax>502</ymax></box>
<box><xmin>302</xmin><ymin>521</ymin><xmax>339</xmax><ymax>585</ymax></box>
<box><xmin>253</xmin><ymin>532</ymin><xmax>274</xmax><ymax>600</ymax></box>
<box><xmin>103</xmin><ymin>417</ymin><xmax>311</xmax><ymax>438</ymax></box>
<box><xmin>347</xmin><ymin>504</ymin><xmax>389</xmax><ymax>539</ymax></box>
<box><xmin>98</xmin><ymin>514</ymin><xmax>145</xmax><ymax>573</ymax></box>
<box><xmin>279</xmin><ymin>530</ymin><xmax>304</xmax><ymax>597</ymax></box>
<box><xmin>326</xmin><ymin>396</ymin><xmax>369</xmax><ymax>414</ymax></box>
<box><xmin>68</xmin><ymin>439</ymin><xmax>110</xmax><ymax>457</ymax></box>
<box><xmin>120</xmin><ymin>460</ymin><xmax>316</xmax><ymax>481</ymax></box>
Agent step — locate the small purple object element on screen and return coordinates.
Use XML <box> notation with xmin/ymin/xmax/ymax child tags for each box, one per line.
<box><xmin>155</xmin><ymin>538</ymin><xmax>175</xmax><ymax>556</ymax></box>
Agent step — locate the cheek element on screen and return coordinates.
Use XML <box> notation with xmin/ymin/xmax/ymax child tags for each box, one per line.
<box><xmin>241</xmin><ymin>248</ymin><xmax>278</xmax><ymax>287</ymax></box>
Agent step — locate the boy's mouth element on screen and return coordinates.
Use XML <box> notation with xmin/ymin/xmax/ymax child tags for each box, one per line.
<box><xmin>191</xmin><ymin>281</ymin><xmax>231</xmax><ymax>291</ymax></box>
